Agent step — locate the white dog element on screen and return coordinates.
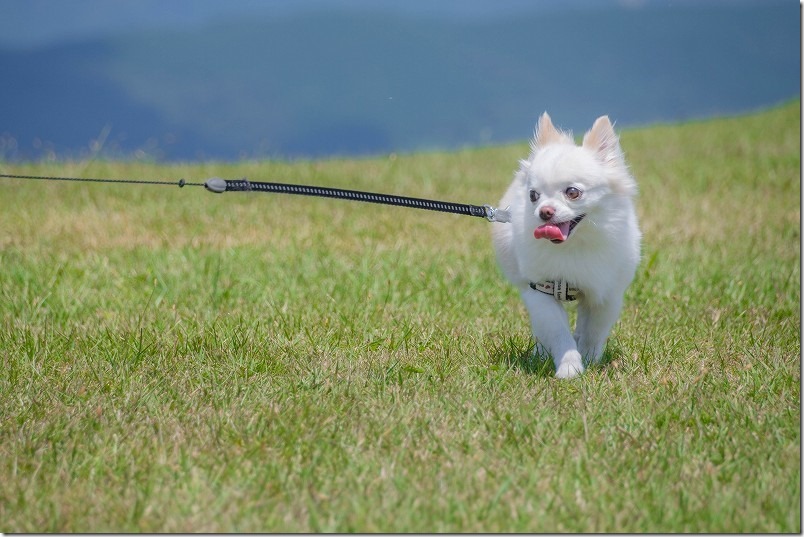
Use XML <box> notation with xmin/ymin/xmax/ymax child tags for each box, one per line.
<box><xmin>492</xmin><ymin>113</ymin><xmax>641</xmax><ymax>378</ymax></box>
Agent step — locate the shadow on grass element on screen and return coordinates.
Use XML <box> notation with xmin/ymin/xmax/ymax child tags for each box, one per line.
<box><xmin>485</xmin><ymin>336</ymin><xmax>553</xmax><ymax>378</ymax></box>
<box><xmin>487</xmin><ymin>335</ymin><xmax>623</xmax><ymax>378</ymax></box>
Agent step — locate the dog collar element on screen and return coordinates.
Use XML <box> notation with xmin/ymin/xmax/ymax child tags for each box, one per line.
<box><xmin>529</xmin><ymin>279</ymin><xmax>579</xmax><ymax>302</ymax></box>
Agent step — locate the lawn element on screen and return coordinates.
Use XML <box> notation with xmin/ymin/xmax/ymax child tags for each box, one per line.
<box><xmin>0</xmin><ymin>101</ymin><xmax>799</xmax><ymax>532</ymax></box>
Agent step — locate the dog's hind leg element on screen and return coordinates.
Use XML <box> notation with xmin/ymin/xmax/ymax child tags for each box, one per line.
<box><xmin>575</xmin><ymin>295</ymin><xmax>624</xmax><ymax>365</ymax></box>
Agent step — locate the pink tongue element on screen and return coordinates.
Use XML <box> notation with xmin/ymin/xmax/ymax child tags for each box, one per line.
<box><xmin>534</xmin><ymin>221</ymin><xmax>571</xmax><ymax>241</ymax></box>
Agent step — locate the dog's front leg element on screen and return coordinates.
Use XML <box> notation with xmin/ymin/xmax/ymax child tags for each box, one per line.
<box><xmin>575</xmin><ymin>295</ymin><xmax>624</xmax><ymax>364</ymax></box>
<box><xmin>520</xmin><ymin>289</ymin><xmax>584</xmax><ymax>378</ymax></box>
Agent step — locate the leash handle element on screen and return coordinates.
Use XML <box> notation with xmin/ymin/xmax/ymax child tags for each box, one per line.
<box><xmin>203</xmin><ymin>177</ymin><xmax>511</xmax><ymax>223</ymax></box>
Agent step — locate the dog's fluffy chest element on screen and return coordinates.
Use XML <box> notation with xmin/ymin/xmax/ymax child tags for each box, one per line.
<box><xmin>511</xmin><ymin>211</ymin><xmax>639</xmax><ymax>304</ymax></box>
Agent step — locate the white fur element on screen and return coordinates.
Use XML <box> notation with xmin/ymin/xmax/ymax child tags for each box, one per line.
<box><xmin>492</xmin><ymin>113</ymin><xmax>641</xmax><ymax>378</ymax></box>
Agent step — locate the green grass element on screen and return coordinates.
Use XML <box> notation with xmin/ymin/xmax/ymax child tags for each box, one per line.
<box><xmin>0</xmin><ymin>101</ymin><xmax>800</xmax><ymax>532</ymax></box>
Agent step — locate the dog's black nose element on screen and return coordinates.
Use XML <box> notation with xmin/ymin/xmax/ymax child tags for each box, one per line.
<box><xmin>539</xmin><ymin>206</ymin><xmax>555</xmax><ymax>221</ymax></box>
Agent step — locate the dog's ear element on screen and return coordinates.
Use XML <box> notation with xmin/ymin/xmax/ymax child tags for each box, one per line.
<box><xmin>584</xmin><ymin>116</ymin><xmax>636</xmax><ymax>195</ymax></box>
<box><xmin>531</xmin><ymin>112</ymin><xmax>570</xmax><ymax>151</ymax></box>
<box><xmin>583</xmin><ymin>116</ymin><xmax>623</xmax><ymax>165</ymax></box>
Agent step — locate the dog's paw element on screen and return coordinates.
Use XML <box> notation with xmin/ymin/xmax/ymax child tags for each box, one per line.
<box><xmin>555</xmin><ymin>359</ymin><xmax>584</xmax><ymax>379</ymax></box>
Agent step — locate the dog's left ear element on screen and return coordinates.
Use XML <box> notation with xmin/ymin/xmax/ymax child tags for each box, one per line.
<box><xmin>582</xmin><ymin>116</ymin><xmax>623</xmax><ymax>165</ymax></box>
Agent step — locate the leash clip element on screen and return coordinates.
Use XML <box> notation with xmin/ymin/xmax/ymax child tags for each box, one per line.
<box><xmin>484</xmin><ymin>205</ymin><xmax>512</xmax><ymax>223</ymax></box>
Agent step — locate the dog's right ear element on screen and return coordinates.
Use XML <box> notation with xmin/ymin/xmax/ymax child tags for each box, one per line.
<box><xmin>520</xmin><ymin>113</ymin><xmax>569</xmax><ymax>184</ymax></box>
<box><xmin>532</xmin><ymin>112</ymin><xmax>563</xmax><ymax>148</ymax></box>
<box><xmin>530</xmin><ymin>113</ymin><xmax>571</xmax><ymax>157</ymax></box>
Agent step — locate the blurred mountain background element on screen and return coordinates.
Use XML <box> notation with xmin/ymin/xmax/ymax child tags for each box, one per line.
<box><xmin>0</xmin><ymin>0</ymin><xmax>798</xmax><ymax>161</ymax></box>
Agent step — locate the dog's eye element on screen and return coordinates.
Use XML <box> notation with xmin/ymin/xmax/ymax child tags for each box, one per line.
<box><xmin>529</xmin><ymin>189</ymin><xmax>540</xmax><ymax>203</ymax></box>
<box><xmin>564</xmin><ymin>187</ymin><xmax>582</xmax><ymax>200</ymax></box>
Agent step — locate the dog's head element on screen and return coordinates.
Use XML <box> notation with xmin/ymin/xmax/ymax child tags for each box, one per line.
<box><xmin>514</xmin><ymin>113</ymin><xmax>636</xmax><ymax>244</ymax></box>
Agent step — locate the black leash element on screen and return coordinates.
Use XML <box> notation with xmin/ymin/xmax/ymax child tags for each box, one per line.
<box><xmin>0</xmin><ymin>173</ymin><xmax>511</xmax><ymax>223</ymax></box>
<box><xmin>0</xmin><ymin>173</ymin><xmax>204</xmax><ymax>188</ymax></box>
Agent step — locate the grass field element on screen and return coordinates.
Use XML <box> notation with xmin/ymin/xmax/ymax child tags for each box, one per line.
<box><xmin>0</xmin><ymin>101</ymin><xmax>800</xmax><ymax>532</ymax></box>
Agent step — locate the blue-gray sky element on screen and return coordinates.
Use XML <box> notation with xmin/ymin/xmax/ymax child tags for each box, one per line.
<box><xmin>0</xmin><ymin>0</ymin><xmax>798</xmax><ymax>161</ymax></box>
